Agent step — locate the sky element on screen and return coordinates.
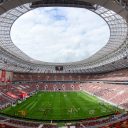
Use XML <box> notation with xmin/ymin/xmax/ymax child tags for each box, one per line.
<box><xmin>11</xmin><ymin>7</ymin><xmax>110</xmax><ymax>63</ymax></box>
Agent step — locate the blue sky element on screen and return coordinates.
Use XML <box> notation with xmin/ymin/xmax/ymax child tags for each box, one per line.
<box><xmin>11</xmin><ymin>7</ymin><xmax>110</xmax><ymax>63</ymax></box>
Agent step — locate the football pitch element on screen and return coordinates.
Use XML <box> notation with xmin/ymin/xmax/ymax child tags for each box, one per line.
<box><xmin>1</xmin><ymin>91</ymin><xmax>119</xmax><ymax>121</ymax></box>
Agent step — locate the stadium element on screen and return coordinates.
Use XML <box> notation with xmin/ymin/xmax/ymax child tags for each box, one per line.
<box><xmin>0</xmin><ymin>0</ymin><xmax>128</xmax><ymax>128</ymax></box>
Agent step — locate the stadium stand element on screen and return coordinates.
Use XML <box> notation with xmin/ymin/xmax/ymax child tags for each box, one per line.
<box><xmin>0</xmin><ymin>112</ymin><xmax>128</xmax><ymax>128</ymax></box>
<box><xmin>82</xmin><ymin>82</ymin><xmax>128</xmax><ymax>110</ymax></box>
<box><xmin>12</xmin><ymin>68</ymin><xmax>128</xmax><ymax>82</ymax></box>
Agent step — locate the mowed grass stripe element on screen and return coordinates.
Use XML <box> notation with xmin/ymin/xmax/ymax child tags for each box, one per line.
<box><xmin>1</xmin><ymin>91</ymin><xmax>119</xmax><ymax>120</ymax></box>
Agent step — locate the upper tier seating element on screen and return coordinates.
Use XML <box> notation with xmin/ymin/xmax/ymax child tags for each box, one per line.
<box><xmin>12</xmin><ymin>68</ymin><xmax>128</xmax><ymax>82</ymax></box>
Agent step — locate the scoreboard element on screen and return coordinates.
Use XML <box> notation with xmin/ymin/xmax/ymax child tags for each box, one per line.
<box><xmin>55</xmin><ymin>66</ymin><xmax>63</xmax><ymax>71</ymax></box>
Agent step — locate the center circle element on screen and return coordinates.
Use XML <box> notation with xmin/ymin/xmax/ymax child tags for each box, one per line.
<box><xmin>11</xmin><ymin>7</ymin><xmax>110</xmax><ymax>63</ymax></box>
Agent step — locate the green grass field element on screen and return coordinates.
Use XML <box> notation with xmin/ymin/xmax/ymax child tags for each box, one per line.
<box><xmin>1</xmin><ymin>91</ymin><xmax>119</xmax><ymax>121</ymax></box>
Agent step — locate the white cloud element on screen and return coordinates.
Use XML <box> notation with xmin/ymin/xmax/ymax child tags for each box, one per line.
<box><xmin>11</xmin><ymin>7</ymin><xmax>109</xmax><ymax>63</ymax></box>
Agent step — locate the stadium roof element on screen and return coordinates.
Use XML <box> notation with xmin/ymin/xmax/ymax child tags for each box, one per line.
<box><xmin>0</xmin><ymin>0</ymin><xmax>128</xmax><ymax>73</ymax></box>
